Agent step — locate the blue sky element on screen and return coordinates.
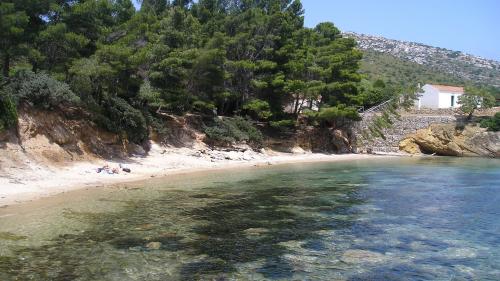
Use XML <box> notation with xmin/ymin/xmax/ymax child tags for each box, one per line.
<box><xmin>301</xmin><ymin>0</ymin><xmax>500</xmax><ymax>61</ymax></box>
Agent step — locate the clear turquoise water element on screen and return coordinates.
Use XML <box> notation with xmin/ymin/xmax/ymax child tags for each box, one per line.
<box><xmin>0</xmin><ymin>157</ymin><xmax>499</xmax><ymax>280</ymax></box>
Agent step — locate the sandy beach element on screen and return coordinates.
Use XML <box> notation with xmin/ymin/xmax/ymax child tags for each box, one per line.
<box><xmin>0</xmin><ymin>142</ymin><xmax>391</xmax><ymax>207</ymax></box>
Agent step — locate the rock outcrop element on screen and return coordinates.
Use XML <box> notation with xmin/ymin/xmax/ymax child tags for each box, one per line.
<box><xmin>399</xmin><ymin>124</ymin><xmax>499</xmax><ymax>157</ymax></box>
<box><xmin>265</xmin><ymin>126</ymin><xmax>354</xmax><ymax>153</ymax></box>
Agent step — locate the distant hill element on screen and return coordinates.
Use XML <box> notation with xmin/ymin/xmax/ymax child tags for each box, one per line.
<box><xmin>345</xmin><ymin>32</ymin><xmax>500</xmax><ymax>89</ymax></box>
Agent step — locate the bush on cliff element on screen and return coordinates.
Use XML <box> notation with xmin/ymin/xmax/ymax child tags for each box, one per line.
<box><xmin>242</xmin><ymin>99</ymin><xmax>272</xmax><ymax>121</ymax></box>
<box><xmin>95</xmin><ymin>97</ymin><xmax>149</xmax><ymax>144</ymax></box>
<box><xmin>269</xmin><ymin>119</ymin><xmax>296</xmax><ymax>131</ymax></box>
<box><xmin>0</xmin><ymin>92</ymin><xmax>18</xmax><ymax>132</ymax></box>
<box><xmin>304</xmin><ymin>105</ymin><xmax>361</xmax><ymax>128</ymax></box>
<box><xmin>458</xmin><ymin>86</ymin><xmax>495</xmax><ymax>120</ymax></box>
<box><xmin>204</xmin><ymin>117</ymin><xmax>263</xmax><ymax>146</ymax></box>
<box><xmin>480</xmin><ymin>112</ymin><xmax>500</xmax><ymax>131</ymax></box>
<box><xmin>8</xmin><ymin>70</ymin><xmax>80</xmax><ymax>109</ymax></box>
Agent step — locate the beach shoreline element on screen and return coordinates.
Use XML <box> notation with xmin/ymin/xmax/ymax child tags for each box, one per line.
<box><xmin>0</xmin><ymin>143</ymin><xmax>398</xmax><ymax>207</ymax></box>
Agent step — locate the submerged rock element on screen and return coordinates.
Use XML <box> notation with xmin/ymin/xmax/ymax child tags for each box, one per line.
<box><xmin>442</xmin><ymin>247</ymin><xmax>477</xmax><ymax>259</ymax></box>
<box><xmin>243</xmin><ymin>228</ymin><xmax>269</xmax><ymax>237</ymax></box>
<box><xmin>145</xmin><ymin>241</ymin><xmax>162</xmax><ymax>250</ymax></box>
<box><xmin>340</xmin><ymin>249</ymin><xmax>386</xmax><ymax>264</ymax></box>
<box><xmin>0</xmin><ymin>231</ymin><xmax>28</xmax><ymax>241</ymax></box>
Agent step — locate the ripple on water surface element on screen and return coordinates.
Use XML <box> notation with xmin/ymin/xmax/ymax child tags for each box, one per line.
<box><xmin>0</xmin><ymin>157</ymin><xmax>499</xmax><ymax>280</ymax></box>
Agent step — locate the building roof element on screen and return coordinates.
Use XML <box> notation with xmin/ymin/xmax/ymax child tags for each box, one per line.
<box><xmin>429</xmin><ymin>84</ymin><xmax>464</xmax><ymax>93</ymax></box>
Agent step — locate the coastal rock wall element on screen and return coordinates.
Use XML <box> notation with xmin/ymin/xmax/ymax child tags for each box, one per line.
<box><xmin>354</xmin><ymin>114</ymin><xmax>457</xmax><ymax>153</ymax></box>
<box><xmin>399</xmin><ymin>124</ymin><xmax>500</xmax><ymax>157</ymax></box>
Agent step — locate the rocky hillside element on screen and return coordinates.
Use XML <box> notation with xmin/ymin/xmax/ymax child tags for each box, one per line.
<box><xmin>345</xmin><ymin>32</ymin><xmax>500</xmax><ymax>88</ymax></box>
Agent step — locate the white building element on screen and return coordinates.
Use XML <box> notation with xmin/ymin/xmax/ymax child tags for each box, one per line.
<box><xmin>415</xmin><ymin>84</ymin><xmax>465</xmax><ymax>109</ymax></box>
<box><xmin>284</xmin><ymin>97</ymin><xmax>320</xmax><ymax>114</ymax></box>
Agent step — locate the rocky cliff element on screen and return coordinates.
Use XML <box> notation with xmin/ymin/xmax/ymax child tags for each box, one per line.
<box><xmin>0</xmin><ymin>104</ymin><xmax>147</xmax><ymax>164</ymax></box>
<box><xmin>399</xmin><ymin>123</ymin><xmax>500</xmax><ymax>157</ymax></box>
<box><xmin>265</xmin><ymin>126</ymin><xmax>354</xmax><ymax>154</ymax></box>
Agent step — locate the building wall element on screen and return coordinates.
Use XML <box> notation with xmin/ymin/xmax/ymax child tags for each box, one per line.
<box><xmin>438</xmin><ymin>92</ymin><xmax>463</xmax><ymax>108</ymax></box>
<box><xmin>284</xmin><ymin>99</ymin><xmax>319</xmax><ymax>113</ymax></box>
<box><xmin>417</xmin><ymin>84</ymin><xmax>440</xmax><ymax>109</ymax></box>
<box><xmin>416</xmin><ymin>85</ymin><xmax>463</xmax><ymax>109</ymax></box>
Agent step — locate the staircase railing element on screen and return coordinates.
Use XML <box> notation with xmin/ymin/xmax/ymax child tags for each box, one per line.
<box><xmin>359</xmin><ymin>99</ymin><xmax>393</xmax><ymax>115</ymax></box>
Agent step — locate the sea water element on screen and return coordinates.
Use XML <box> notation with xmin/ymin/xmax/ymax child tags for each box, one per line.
<box><xmin>0</xmin><ymin>157</ymin><xmax>499</xmax><ymax>280</ymax></box>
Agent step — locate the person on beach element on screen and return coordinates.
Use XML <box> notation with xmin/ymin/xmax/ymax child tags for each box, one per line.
<box><xmin>97</xmin><ymin>163</ymin><xmax>129</xmax><ymax>174</ymax></box>
<box><xmin>97</xmin><ymin>163</ymin><xmax>115</xmax><ymax>174</ymax></box>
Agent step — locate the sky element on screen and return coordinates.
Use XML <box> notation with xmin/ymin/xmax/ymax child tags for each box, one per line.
<box><xmin>301</xmin><ymin>0</ymin><xmax>500</xmax><ymax>61</ymax></box>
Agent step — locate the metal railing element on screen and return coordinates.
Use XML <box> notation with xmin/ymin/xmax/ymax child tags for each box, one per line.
<box><xmin>359</xmin><ymin>99</ymin><xmax>393</xmax><ymax>115</ymax></box>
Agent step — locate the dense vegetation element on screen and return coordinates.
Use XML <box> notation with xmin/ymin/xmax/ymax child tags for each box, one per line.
<box><xmin>1</xmin><ymin>1</ymin><xmax>493</xmax><ymax>145</ymax></box>
<box><xmin>0</xmin><ymin>0</ymin><xmax>413</xmax><ymax>142</ymax></box>
<box><xmin>480</xmin><ymin>112</ymin><xmax>500</xmax><ymax>131</ymax></box>
<box><xmin>458</xmin><ymin>86</ymin><xmax>496</xmax><ymax>120</ymax></box>
<box><xmin>360</xmin><ymin>50</ymin><xmax>466</xmax><ymax>87</ymax></box>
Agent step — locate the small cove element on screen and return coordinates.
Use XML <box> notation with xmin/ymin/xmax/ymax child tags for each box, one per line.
<box><xmin>1</xmin><ymin>157</ymin><xmax>499</xmax><ymax>280</ymax></box>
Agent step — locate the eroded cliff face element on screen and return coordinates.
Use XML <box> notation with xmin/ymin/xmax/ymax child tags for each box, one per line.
<box><xmin>150</xmin><ymin>113</ymin><xmax>206</xmax><ymax>148</ymax></box>
<box><xmin>399</xmin><ymin>124</ymin><xmax>499</xmax><ymax>157</ymax></box>
<box><xmin>265</xmin><ymin>126</ymin><xmax>354</xmax><ymax>154</ymax></box>
<box><xmin>0</xmin><ymin>104</ymin><xmax>355</xmax><ymax>178</ymax></box>
<box><xmin>0</xmin><ymin>104</ymin><xmax>151</xmax><ymax>177</ymax></box>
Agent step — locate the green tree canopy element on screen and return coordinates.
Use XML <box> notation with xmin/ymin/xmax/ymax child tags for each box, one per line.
<box><xmin>0</xmin><ymin>0</ymin><xmax>395</xmax><ymax>142</ymax></box>
<box><xmin>458</xmin><ymin>86</ymin><xmax>496</xmax><ymax>120</ymax></box>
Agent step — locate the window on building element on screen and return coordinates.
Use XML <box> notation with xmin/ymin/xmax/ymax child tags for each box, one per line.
<box><xmin>451</xmin><ymin>95</ymin><xmax>455</xmax><ymax>107</ymax></box>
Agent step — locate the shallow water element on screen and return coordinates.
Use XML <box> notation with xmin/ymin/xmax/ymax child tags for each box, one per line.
<box><xmin>0</xmin><ymin>157</ymin><xmax>499</xmax><ymax>280</ymax></box>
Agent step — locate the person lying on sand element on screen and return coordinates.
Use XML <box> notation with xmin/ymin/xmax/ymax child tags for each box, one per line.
<box><xmin>96</xmin><ymin>164</ymin><xmax>119</xmax><ymax>174</ymax></box>
<box><xmin>96</xmin><ymin>163</ymin><xmax>130</xmax><ymax>174</ymax></box>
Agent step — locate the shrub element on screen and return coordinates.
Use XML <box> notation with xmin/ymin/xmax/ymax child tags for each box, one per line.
<box><xmin>301</xmin><ymin>105</ymin><xmax>361</xmax><ymax>128</ymax></box>
<box><xmin>458</xmin><ymin>87</ymin><xmax>495</xmax><ymax>120</ymax></box>
<box><xmin>9</xmin><ymin>70</ymin><xmax>80</xmax><ymax>109</ymax></box>
<box><xmin>269</xmin><ymin>119</ymin><xmax>296</xmax><ymax>130</ymax></box>
<box><xmin>97</xmin><ymin>97</ymin><xmax>148</xmax><ymax>143</ymax></box>
<box><xmin>144</xmin><ymin>111</ymin><xmax>169</xmax><ymax>137</ymax></box>
<box><xmin>192</xmin><ymin>100</ymin><xmax>216</xmax><ymax>115</ymax></box>
<box><xmin>0</xmin><ymin>92</ymin><xmax>18</xmax><ymax>132</ymax></box>
<box><xmin>242</xmin><ymin>99</ymin><xmax>272</xmax><ymax>120</ymax></box>
<box><xmin>317</xmin><ymin>105</ymin><xmax>361</xmax><ymax>123</ymax></box>
<box><xmin>480</xmin><ymin>112</ymin><xmax>500</xmax><ymax>131</ymax></box>
<box><xmin>204</xmin><ymin>116</ymin><xmax>263</xmax><ymax>146</ymax></box>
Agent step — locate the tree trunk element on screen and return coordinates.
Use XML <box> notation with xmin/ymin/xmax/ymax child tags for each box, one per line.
<box><xmin>467</xmin><ymin>110</ymin><xmax>474</xmax><ymax>121</ymax></box>
<box><xmin>293</xmin><ymin>95</ymin><xmax>300</xmax><ymax>115</ymax></box>
<box><xmin>2</xmin><ymin>53</ymin><xmax>10</xmax><ymax>78</ymax></box>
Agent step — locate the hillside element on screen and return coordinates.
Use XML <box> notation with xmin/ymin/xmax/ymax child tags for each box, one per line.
<box><xmin>345</xmin><ymin>32</ymin><xmax>500</xmax><ymax>89</ymax></box>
